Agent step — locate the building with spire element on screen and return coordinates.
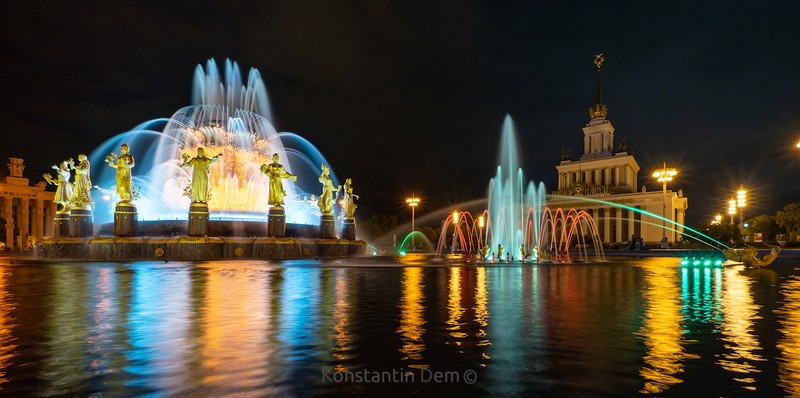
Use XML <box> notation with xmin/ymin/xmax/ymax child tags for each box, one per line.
<box><xmin>548</xmin><ymin>54</ymin><xmax>688</xmax><ymax>245</ymax></box>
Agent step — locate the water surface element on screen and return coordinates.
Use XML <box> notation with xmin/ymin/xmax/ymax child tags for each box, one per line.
<box><xmin>0</xmin><ymin>257</ymin><xmax>798</xmax><ymax>396</ymax></box>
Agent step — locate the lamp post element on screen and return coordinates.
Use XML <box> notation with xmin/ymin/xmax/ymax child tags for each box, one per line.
<box><xmin>728</xmin><ymin>199</ymin><xmax>737</xmax><ymax>244</ymax></box>
<box><xmin>728</xmin><ymin>199</ymin><xmax>737</xmax><ymax>224</ymax></box>
<box><xmin>406</xmin><ymin>196</ymin><xmax>420</xmax><ymax>250</ymax></box>
<box><xmin>478</xmin><ymin>215</ymin><xmax>485</xmax><ymax>249</ymax></box>
<box><xmin>451</xmin><ymin>210</ymin><xmax>459</xmax><ymax>254</ymax></box>
<box><xmin>652</xmin><ymin>162</ymin><xmax>678</xmax><ymax>240</ymax></box>
<box><xmin>736</xmin><ymin>188</ymin><xmax>747</xmax><ymax>226</ymax></box>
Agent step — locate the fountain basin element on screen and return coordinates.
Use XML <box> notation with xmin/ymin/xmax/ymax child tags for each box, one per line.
<box><xmin>35</xmin><ymin>236</ymin><xmax>365</xmax><ymax>261</ymax></box>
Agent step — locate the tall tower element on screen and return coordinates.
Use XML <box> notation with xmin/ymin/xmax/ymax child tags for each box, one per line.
<box><xmin>581</xmin><ymin>53</ymin><xmax>615</xmax><ymax>160</ymax></box>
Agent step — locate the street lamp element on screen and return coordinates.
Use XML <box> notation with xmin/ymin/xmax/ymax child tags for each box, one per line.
<box><xmin>452</xmin><ymin>210</ymin><xmax>459</xmax><ymax>254</ymax></box>
<box><xmin>728</xmin><ymin>199</ymin><xmax>737</xmax><ymax>225</ymax></box>
<box><xmin>736</xmin><ymin>188</ymin><xmax>747</xmax><ymax>227</ymax></box>
<box><xmin>406</xmin><ymin>196</ymin><xmax>420</xmax><ymax>249</ymax></box>
<box><xmin>711</xmin><ymin>214</ymin><xmax>722</xmax><ymax>225</ymax></box>
<box><xmin>478</xmin><ymin>215</ymin><xmax>485</xmax><ymax>248</ymax></box>
<box><xmin>652</xmin><ymin>162</ymin><xmax>678</xmax><ymax>240</ymax></box>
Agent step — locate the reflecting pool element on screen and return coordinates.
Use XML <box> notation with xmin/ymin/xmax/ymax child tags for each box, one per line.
<box><xmin>0</xmin><ymin>257</ymin><xmax>798</xmax><ymax>396</ymax></box>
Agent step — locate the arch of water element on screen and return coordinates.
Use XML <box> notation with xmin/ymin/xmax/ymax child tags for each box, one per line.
<box><xmin>89</xmin><ymin>59</ymin><xmax>337</xmax><ymax>225</ymax></box>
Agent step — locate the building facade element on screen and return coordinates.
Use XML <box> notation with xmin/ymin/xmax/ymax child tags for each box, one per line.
<box><xmin>0</xmin><ymin>158</ymin><xmax>56</xmax><ymax>249</ymax></box>
<box><xmin>548</xmin><ymin>55</ymin><xmax>688</xmax><ymax>245</ymax></box>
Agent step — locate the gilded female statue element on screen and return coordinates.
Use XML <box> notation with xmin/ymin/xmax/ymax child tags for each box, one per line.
<box><xmin>341</xmin><ymin>178</ymin><xmax>358</xmax><ymax>218</ymax></box>
<box><xmin>43</xmin><ymin>160</ymin><xmax>74</xmax><ymax>210</ymax></box>
<box><xmin>181</xmin><ymin>147</ymin><xmax>221</xmax><ymax>203</ymax></box>
<box><xmin>70</xmin><ymin>154</ymin><xmax>92</xmax><ymax>207</ymax></box>
<box><xmin>105</xmin><ymin>144</ymin><xmax>135</xmax><ymax>202</ymax></box>
<box><xmin>260</xmin><ymin>153</ymin><xmax>296</xmax><ymax>207</ymax></box>
<box><xmin>317</xmin><ymin>163</ymin><xmax>340</xmax><ymax>214</ymax></box>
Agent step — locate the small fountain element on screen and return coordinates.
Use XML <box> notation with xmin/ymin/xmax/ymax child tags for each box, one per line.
<box><xmin>437</xmin><ymin>115</ymin><xmax>605</xmax><ymax>263</ymax></box>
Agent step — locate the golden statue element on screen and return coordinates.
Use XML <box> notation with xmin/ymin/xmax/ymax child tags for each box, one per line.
<box><xmin>317</xmin><ymin>163</ymin><xmax>340</xmax><ymax>214</ymax></box>
<box><xmin>70</xmin><ymin>154</ymin><xmax>92</xmax><ymax>207</ymax></box>
<box><xmin>105</xmin><ymin>144</ymin><xmax>136</xmax><ymax>203</ymax></box>
<box><xmin>593</xmin><ymin>53</ymin><xmax>605</xmax><ymax>69</ymax></box>
<box><xmin>181</xmin><ymin>147</ymin><xmax>221</xmax><ymax>203</ymax></box>
<box><xmin>341</xmin><ymin>178</ymin><xmax>359</xmax><ymax>218</ymax></box>
<box><xmin>43</xmin><ymin>160</ymin><xmax>74</xmax><ymax>210</ymax></box>
<box><xmin>723</xmin><ymin>245</ymin><xmax>782</xmax><ymax>267</ymax></box>
<box><xmin>260</xmin><ymin>153</ymin><xmax>296</xmax><ymax>207</ymax></box>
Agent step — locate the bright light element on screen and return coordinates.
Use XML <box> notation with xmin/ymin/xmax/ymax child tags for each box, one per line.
<box><xmin>452</xmin><ymin>211</ymin><xmax>459</xmax><ymax>224</ymax></box>
<box><xmin>711</xmin><ymin>214</ymin><xmax>722</xmax><ymax>225</ymax></box>
<box><xmin>478</xmin><ymin>215</ymin><xmax>485</xmax><ymax>228</ymax></box>
<box><xmin>796</xmin><ymin>139</ymin><xmax>800</xmax><ymax>148</ymax></box>
<box><xmin>728</xmin><ymin>199</ymin><xmax>737</xmax><ymax>215</ymax></box>
<box><xmin>102</xmin><ymin>194</ymin><xmax>111</xmax><ymax>201</ymax></box>
<box><xmin>736</xmin><ymin>189</ymin><xmax>747</xmax><ymax>208</ymax></box>
<box><xmin>652</xmin><ymin>162</ymin><xmax>678</xmax><ymax>240</ymax></box>
<box><xmin>406</xmin><ymin>197</ymin><xmax>420</xmax><ymax>207</ymax></box>
<box><xmin>652</xmin><ymin>165</ymin><xmax>678</xmax><ymax>182</ymax></box>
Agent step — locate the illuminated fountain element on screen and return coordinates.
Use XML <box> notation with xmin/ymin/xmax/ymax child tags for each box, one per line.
<box><xmin>90</xmin><ymin>59</ymin><xmax>335</xmax><ymax>225</ymax></box>
<box><xmin>436</xmin><ymin>115</ymin><xmax>604</xmax><ymax>262</ymax></box>
<box><xmin>36</xmin><ymin>59</ymin><xmax>364</xmax><ymax>260</ymax></box>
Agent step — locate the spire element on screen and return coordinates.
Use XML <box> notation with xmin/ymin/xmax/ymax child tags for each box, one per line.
<box><xmin>589</xmin><ymin>53</ymin><xmax>608</xmax><ymax>119</ymax></box>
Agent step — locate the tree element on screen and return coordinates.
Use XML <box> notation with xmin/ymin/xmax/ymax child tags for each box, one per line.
<box><xmin>745</xmin><ymin>214</ymin><xmax>779</xmax><ymax>242</ymax></box>
<box><xmin>704</xmin><ymin>223</ymin><xmax>738</xmax><ymax>245</ymax></box>
<box><xmin>775</xmin><ymin>202</ymin><xmax>800</xmax><ymax>235</ymax></box>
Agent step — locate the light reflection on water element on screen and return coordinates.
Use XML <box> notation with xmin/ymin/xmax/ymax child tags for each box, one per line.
<box><xmin>777</xmin><ymin>274</ymin><xmax>800</xmax><ymax>396</ymax></box>
<box><xmin>0</xmin><ymin>258</ymin><xmax>797</xmax><ymax>396</ymax></box>
<box><xmin>639</xmin><ymin>260</ymin><xmax>699</xmax><ymax>394</ymax></box>
<box><xmin>397</xmin><ymin>267</ymin><xmax>426</xmax><ymax>366</ymax></box>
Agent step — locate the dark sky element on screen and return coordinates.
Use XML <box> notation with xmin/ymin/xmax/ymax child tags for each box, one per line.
<box><xmin>2</xmin><ymin>1</ymin><xmax>799</xmax><ymax>226</ymax></box>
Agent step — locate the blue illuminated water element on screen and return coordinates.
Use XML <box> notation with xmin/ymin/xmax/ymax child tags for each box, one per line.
<box><xmin>0</xmin><ymin>257</ymin><xmax>798</xmax><ymax>396</ymax></box>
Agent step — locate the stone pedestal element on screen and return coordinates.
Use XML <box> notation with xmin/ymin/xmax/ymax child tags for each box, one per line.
<box><xmin>320</xmin><ymin>213</ymin><xmax>336</xmax><ymax>239</ymax></box>
<box><xmin>267</xmin><ymin>207</ymin><xmax>286</xmax><ymax>238</ymax></box>
<box><xmin>341</xmin><ymin>217</ymin><xmax>356</xmax><ymax>241</ymax></box>
<box><xmin>114</xmin><ymin>202</ymin><xmax>138</xmax><ymax>237</ymax></box>
<box><xmin>69</xmin><ymin>206</ymin><xmax>94</xmax><ymax>237</ymax></box>
<box><xmin>188</xmin><ymin>202</ymin><xmax>209</xmax><ymax>237</ymax></box>
<box><xmin>54</xmin><ymin>210</ymin><xmax>70</xmax><ymax>238</ymax></box>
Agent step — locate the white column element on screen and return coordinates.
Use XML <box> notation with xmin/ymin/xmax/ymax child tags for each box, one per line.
<box><xmin>32</xmin><ymin>199</ymin><xmax>43</xmax><ymax>242</ymax></box>
<box><xmin>2</xmin><ymin>197</ymin><xmax>13</xmax><ymax>249</ymax></box>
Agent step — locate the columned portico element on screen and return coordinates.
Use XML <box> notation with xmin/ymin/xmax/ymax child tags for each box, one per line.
<box><xmin>0</xmin><ymin>158</ymin><xmax>55</xmax><ymax>249</ymax></box>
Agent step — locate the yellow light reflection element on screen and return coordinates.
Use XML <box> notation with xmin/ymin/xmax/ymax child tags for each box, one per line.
<box><xmin>639</xmin><ymin>261</ymin><xmax>699</xmax><ymax>394</ymax></box>
<box><xmin>717</xmin><ymin>267</ymin><xmax>765</xmax><ymax>389</ymax></box>
<box><xmin>474</xmin><ymin>267</ymin><xmax>491</xmax><ymax>365</ymax></box>
<box><xmin>397</xmin><ymin>267</ymin><xmax>426</xmax><ymax>367</ymax></box>
<box><xmin>198</xmin><ymin>264</ymin><xmax>271</xmax><ymax>391</ymax></box>
<box><xmin>0</xmin><ymin>268</ymin><xmax>16</xmax><ymax>386</ymax></box>
<box><xmin>447</xmin><ymin>268</ymin><xmax>467</xmax><ymax>340</ymax></box>
<box><xmin>331</xmin><ymin>268</ymin><xmax>352</xmax><ymax>371</ymax></box>
<box><xmin>777</xmin><ymin>275</ymin><xmax>800</xmax><ymax>395</ymax></box>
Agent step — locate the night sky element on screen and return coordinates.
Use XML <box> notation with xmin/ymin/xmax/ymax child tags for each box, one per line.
<box><xmin>2</xmin><ymin>1</ymin><xmax>799</xmax><ymax>227</ymax></box>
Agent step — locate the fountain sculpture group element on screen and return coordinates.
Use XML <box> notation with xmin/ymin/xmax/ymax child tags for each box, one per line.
<box><xmin>36</xmin><ymin>142</ymin><xmax>365</xmax><ymax>260</ymax></box>
<box><xmin>35</xmin><ymin>59</ymin><xmax>365</xmax><ymax>261</ymax></box>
